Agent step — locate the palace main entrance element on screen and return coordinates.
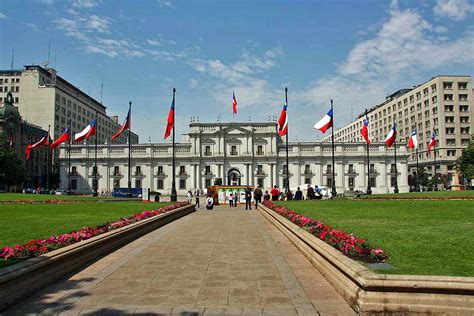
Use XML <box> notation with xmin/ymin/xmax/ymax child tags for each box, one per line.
<box><xmin>227</xmin><ymin>168</ymin><xmax>242</xmax><ymax>186</ymax></box>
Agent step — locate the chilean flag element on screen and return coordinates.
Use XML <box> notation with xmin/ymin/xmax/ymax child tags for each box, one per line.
<box><xmin>384</xmin><ymin>124</ymin><xmax>397</xmax><ymax>147</ymax></box>
<box><xmin>428</xmin><ymin>132</ymin><xmax>437</xmax><ymax>153</ymax></box>
<box><xmin>26</xmin><ymin>133</ymin><xmax>49</xmax><ymax>160</ymax></box>
<box><xmin>232</xmin><ymin>91</ymin><xmax>237</xmax><ymax>114</ymax></box>
<box><xmin>277</xmin><ymin>99</ymin><xmax>288</xmax><ymax>136</ymax></box>
<box><xmin>360</xmin><ymin>114</ymin><xmax>370</xmax><ymax>144</ymax></box>
<box><xmin>408</xmin><ymin>130</ymin><xmax>418</xmax><ymax>149</ymax></box>
<box><xmin>50</xmin><ymin>128</ymin><xmax>71</xmax><ymax>149</ymax></box>
<box><xmin>314</xmin><ymin>108</ymin><xmax>333</xmax><ymax>133</ymax></box>
<box><xmin>112</xmin><ymin>108</ymin><xmax>131</xmax><ymax>141</ymax></box>
<box><xmin>164</xmin><ymin>98</ymin><xmax>175</xmax><ymax>140</ymax></box>
<box><xmin>75</xmin><ymin>119</ymin><xmax>97</xmax><ymax>143</ymax></box>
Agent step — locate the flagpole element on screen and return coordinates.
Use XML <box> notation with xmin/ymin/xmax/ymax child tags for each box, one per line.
<box><xmin>393</xmin><ymin>122</ymin><xmax>399</xmax><ymax>194</ymax></box>
<box><xmin>433</xmin><ymin>133</ymin><xmax>438</xmax><ymax>191</ymax></box>
<box><xmin>330</xmin><ymin>99</ymin><xmax>337</xmax><ymax>198</ymax></box>
<box><xmin>365</xmin><ymin>109</ymin><xmax>372</xmax><ymax>195</ymax></box>
<box><xmin>415</xmin><ymin>147</ymin><xmax>420</xmax><ymax>192</ymax></box>
<box><xmin>46</xmin><ymin>125</ymin><xmax>50</xmax><ymax>191</ymax></box>
<box><xmin>285</xmin><ymin>87</ymin><xmax>289</xmax><ymax>195</ymax></box>
<box><xmin>170</xmin><ymin>88</ymin><xmax>177</xmax><ymax>202</ymax></box>
<box><xmin>128</xmin><ymin>101</ymin><xmax>132</xmax><ymax>198</ymax></box>
<box><xmin>68</xmin><ymin>118</ymin><xmax>72</xmax><ymax>195</ymax></box>
<box><xmin>93</xmin><ymin>111</ymin><xmax>98</xmax><ymax>197</ymax></box>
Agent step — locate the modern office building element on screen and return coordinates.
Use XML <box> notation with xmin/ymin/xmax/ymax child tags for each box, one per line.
<box><xmin>0</xmin><ymin>65</ymin><xmax>139</xmax><ymax>145</ymax></box>
<box><xmin>323</xmin><ymin>76</ymin><xmax>473</xmax><ymax>185</ymax></box>
<box><xmin>60</xmin><ymin>121</ymin><xmax>410</xmax><ymax>195</ymax></box>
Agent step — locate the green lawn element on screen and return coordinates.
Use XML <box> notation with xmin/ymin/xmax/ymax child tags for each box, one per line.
<box><xmin>276</xmin><ymin>200</ymin><xmax>474</xmax><ymax>277</ymax></box>
<box><xmin>0</xmin><ymin>201</ymin><xmax>171</xmax><ymax>249</ymax></box>
<box><xmin>0</xmin><ymin>193</ymin><xmax>111</xmax><ymax>201</ymax></box>
<box><xmin>363</xmin><ymin>190</ymin><xmax>474</xmax><ymax>198</ymax></box>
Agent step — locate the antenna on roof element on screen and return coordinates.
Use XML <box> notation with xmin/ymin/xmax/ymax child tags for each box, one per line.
<box><xmin>10</xmin><ymin>48</ymin><xmax>14</xmax><ymax>70</ymax></box>
<box><xmin>100</xmin><ymin>82</ymin><xmax>104</xmax><ymax>104</ymax></box>
<box><xmin>47</xmin><ymin>42</ymin><xmax>50</xmax><ymax>67</ymax></box>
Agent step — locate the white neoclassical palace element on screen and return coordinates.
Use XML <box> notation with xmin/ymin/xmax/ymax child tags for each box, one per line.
<box><xmin>59</xmin><ymin>122</ymin><xmax>410</xmax><ymax>195</ymax></box>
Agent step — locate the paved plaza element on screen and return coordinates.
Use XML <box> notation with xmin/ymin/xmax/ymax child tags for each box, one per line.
<box><xmin>5</xmin><ymin>205</ymin><xmax>354</xmax><ymax>315</ymax></box>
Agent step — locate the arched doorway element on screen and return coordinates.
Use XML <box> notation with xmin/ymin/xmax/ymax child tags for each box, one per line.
<box><xmin>227</xmin><ymin>168</ymin><xmax>241</xmax><ymax>186</ymax></box>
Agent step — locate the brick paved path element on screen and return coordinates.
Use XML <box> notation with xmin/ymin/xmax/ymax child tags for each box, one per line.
<box><xmin>5</xmin><ymin>205</ymin><xmax>354</xmax><ymax>315</ymax></box>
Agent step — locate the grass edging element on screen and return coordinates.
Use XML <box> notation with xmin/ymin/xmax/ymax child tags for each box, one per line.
<box><xmin>257</xmin><ymin>204</ymin><xmax>474</xmax><ymax>315</ymax></box>
<box><xmin>0</xmin><ymin>203</ymin><xmax>195</xmax><ymax>311</ymax></box>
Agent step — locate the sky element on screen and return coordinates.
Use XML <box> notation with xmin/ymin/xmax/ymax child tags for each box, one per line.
<box><xmin>0</xmin><ymin>0</ymin><xmax>473</xmax><ymax>142</ymax></box>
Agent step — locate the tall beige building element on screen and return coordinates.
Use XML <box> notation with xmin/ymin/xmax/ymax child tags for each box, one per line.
<box><xmin>323</xmin><ymin>75</ymin><xmax>473</xmax><ymax>185</ymax></box>
<box><xmin>0</xmin><ymin>65</ymin><xmax>138</xmax><ymax>145</ymax></box>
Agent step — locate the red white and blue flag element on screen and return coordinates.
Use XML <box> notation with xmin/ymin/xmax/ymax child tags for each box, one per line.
<box><xmin>50</xmin><ymin>128</ymin><xmax>71</xmax><ymax>149</ymax></box>
<box><xmin>232</xmin><ymin>91</ymin><xmax>237</xmax><ymax>114</ymax></box>
<box><xmin>164</xmin><ymin>98</ymin><xmax>175</xmax><ymax>140</ymax></box>
<box><xmin>428</xmin><ymin>132</ymin><xmax>437</xmax><ymax>153</ymax></box>
<box><xmin>314</xmin><ymin>108</ymin><xmax>333</xmax><ymax>133</ymax></box>
<box><xmin>360</xmin><ymin>114</ymin><xmax>370</xmax><ymax>144</ymax></box>
<box><xmin>384</xmin><ymin>124</ymin><xmax>397</xmax><ymax>147</ymax></box>
<box><xmin>408</xmin><ymin>130</ymin><xmax>418</xmax><ymax>149</ymax></box>
<box><xmin>26</xmin><ymin>132</ymin><xmax>49</xmax><ymax>160</ymax></box>
<box><xmin>277</xmin><ymin>97</ymin><xmax>288</xmax><ymax>136</ymax></box>
<box><xmin>112</xmin><ymin>108</ymin><xmax>131</xmax><ymax>141</ymax></box>
<box><xmin>75</xmin><ymin>119</ymin><xmax>97</xmax><ymax>143</ymax></box>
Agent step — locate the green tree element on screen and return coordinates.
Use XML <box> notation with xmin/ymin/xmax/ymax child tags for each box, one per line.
<box><xmin>417</xmin><ymin>167</ymin><xmax>430</xmax><ymax>188</ymax></box>
<box><xmin>0</xmin><ymin>144</ymin><xmax>26</xmax><ymax>190</ymax></box>
<box><xmin>457</xmin><ymin>141</ymin><xmax>474</xmax><ymax>181</ymax></box>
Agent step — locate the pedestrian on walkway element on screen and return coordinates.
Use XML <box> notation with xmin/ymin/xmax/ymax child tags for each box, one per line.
<box><xmin>195</xmin><ymin>190</ymin><xmax>200</xmax><ymax>209</ymax></box>
<box><xmin>271</xmin><ymin>185</ymin><xmax>280</xmax><ymax>201</ymax></box>
<box><xmin>229</xmin><ymin>193</ymin><xmax>234</xmax><ymax>207</ymax></box>
<box><xmin>187</xmin><ymin>190</ymin><xmax>193</xmax><ymax>203</ymax></box>
<box><xmin>254</xmin><ymin>185</ymin><xmax>262</xmax><ymax>209</ymax></box>
<box><xmin>206</xmin><ymin>195</ymin><xmax>214</xmax><ymax>210</ymax></box>
<box><xmin>245</xmin><ymin>187</ymin><xmax>252</xmax><ymax>210</ymax></box>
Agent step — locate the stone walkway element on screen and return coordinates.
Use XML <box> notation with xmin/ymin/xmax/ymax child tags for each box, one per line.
<box><xmin>5</xmin><ymin>205</ymin><xmax>355</xmax><ymax>315</ymax></box>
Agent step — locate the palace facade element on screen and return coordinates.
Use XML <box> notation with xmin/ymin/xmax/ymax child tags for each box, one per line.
<box><xmin>60</xmin><ymin>122</ymin><xmax>409</xmax><ymax>195</ymax></box>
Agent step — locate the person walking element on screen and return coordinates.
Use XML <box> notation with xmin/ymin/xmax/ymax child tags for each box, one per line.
<box><xmin>195</xmin><ymin>190</ymin><xmax>200</xmax><ymax>209</ymax></box>
<box><xmin>229</xmin><ymin>193</ymin><xmax>234</xmax><ymax>207</ymax></box>
<box><xmin>271</xmin><ymin>185</ymin><xmax>280</xmax><ymax>201</ymax></box>
<box><xmin>187</xmin><ymin>190</ymin><xmax>193</xmax><ymax>203</ymax></box>
<box><xmin>244</xmin><ymin>187</ymin><xmax>252</xmax><ymax>210</ymax></box>
<box><xmin>254</xmin><ymin>185</ymin><xmax>263</xmax><ymax>209</ymax></box>
<box><xmin>206</xmin><ymin>195</ymin><xmax>214</xmax><ymax>210</ymax></box>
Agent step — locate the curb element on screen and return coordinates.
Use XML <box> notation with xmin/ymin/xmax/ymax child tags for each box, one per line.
<box><xmin>0</xmin><ymin>204</ymin><xmax>195</xmax><ymax>311</ymax></box>
<box><xmin>257</xmin><ymin>204</ymin><xmax>474</xmax><ymax>315</ymax></box>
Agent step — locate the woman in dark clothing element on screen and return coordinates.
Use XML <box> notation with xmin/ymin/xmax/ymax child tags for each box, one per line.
<box><xmin>245</xmin><ymin>187</ymin><xmax>252</xmax><ymax>210</ymax></box>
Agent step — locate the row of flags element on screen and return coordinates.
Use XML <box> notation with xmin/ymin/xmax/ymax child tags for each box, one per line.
<box><xmin>24</xmin><ymin>90</ymin><xmax>438</xmax><ymax>160</ymax></box>
<box><xmin>25</xmin><ymin>108</ymin><xmax>131</xmax><ymax>160</ymax></box>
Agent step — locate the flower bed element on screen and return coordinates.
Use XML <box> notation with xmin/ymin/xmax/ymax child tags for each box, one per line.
<box><xmin>262</xmin><ymin>201</ymin><xmax>387</xmax><ymax>263</ymax></box>
<box><xmin>0</xmin><ymin>202</ymin><xmax>189</xmax><ymax>262</ymax></box>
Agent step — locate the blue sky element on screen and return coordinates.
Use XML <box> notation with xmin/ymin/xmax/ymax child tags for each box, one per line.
<box><xmin>1</xmin><ymin>0</ymin><xmax>473</xmax><ymax>142</ymax></box>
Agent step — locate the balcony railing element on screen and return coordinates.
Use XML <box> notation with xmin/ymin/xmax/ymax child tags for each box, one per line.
<box><xmin>179</xmin><ymin>171</ymin><xmax>188</xmax><ymax>176</ymax></box>
<box><xmin>256</xmin><ymin>151</ymin><xmax>264</xmax><ymax>156</ymax></box>
<box><xmin>204</xmin><ymin>171</ymin><xmax>213</xmax><ymax>176</ymax></box>
<box><xmin>230</xmin><ymin>151</ymin><xmax>238</xmax><ymax>156</ymax></box>
<box><xmin>303</xmin><ymin>169</ymin><xmax>312</xmax><ymax>175</ymax></box>
<box><xmin>204</xmin><ymin>151</ymin><xmax>212</xmax><ymax>156</ymax></box>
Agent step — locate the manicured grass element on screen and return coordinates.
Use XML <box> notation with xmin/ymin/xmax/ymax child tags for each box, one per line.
<box><xmin>276</xmin><ymin>200</ymin><xmax>474</xmax><ymax>277</ymax></box>
<box><xmin>0</xmin><ymin>201</ymin><xmax>171</xmax><ymax>249</ymax></box>
<box><xmin>363</xmin><ymin>190</ymin><xmax>474</xmax><ymax>198</ymax></box>
<box><xmin>0</xmin><ymin>193</ymin><xmax>110</xmax><ymax>201</ymax></box>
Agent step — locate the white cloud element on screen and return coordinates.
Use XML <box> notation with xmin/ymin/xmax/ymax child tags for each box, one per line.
<box><xmin>0</xmin><ymin>12</ymin><xmax>7</xmax><ymax>19</ymax></box>
<box><xmin>146</xmin><ymin>36</ymin><xmax>177</xmax><ymax>47</ymax></box>
<box><xmin>434</xmin><ymin>26</ymin><xmax>448</xmax><ymax>33</ymax></box>
<box><xmin>189</xmin><ymin>47</ymin><xmax>283</xmax><ymax>114</ymax></box>
<box><xmin>434</xmin><ymin>0</ymin><xmax>474</xmax><ymax>21</ymax></box>
<box><xmin>36</xmin><ymin>0</ymin><xmax>56</xmax><ymax>4</ymax></box>
<box><xmin>296</xmin><ymin>2</ymin><xmax>474</xmax><ymax>130</ymax></box>
<box><xmin>71</xmin><ymin>0</ymin><xmax>102</xmax><ymax>9</ymax></box>
<box><xmin>19</xmin><ymin>21</ymin><xmax>39</xmax><ymax>31</ymax></box>
<box><xmin>156</xmin><ymin>0</ymin><xmax>173</xmax><ymax>8</ymax></box>
<box><xmin>189</xmin><ymin>78</ymin><xmax>198</xmax><ymax>89</ymax></box>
